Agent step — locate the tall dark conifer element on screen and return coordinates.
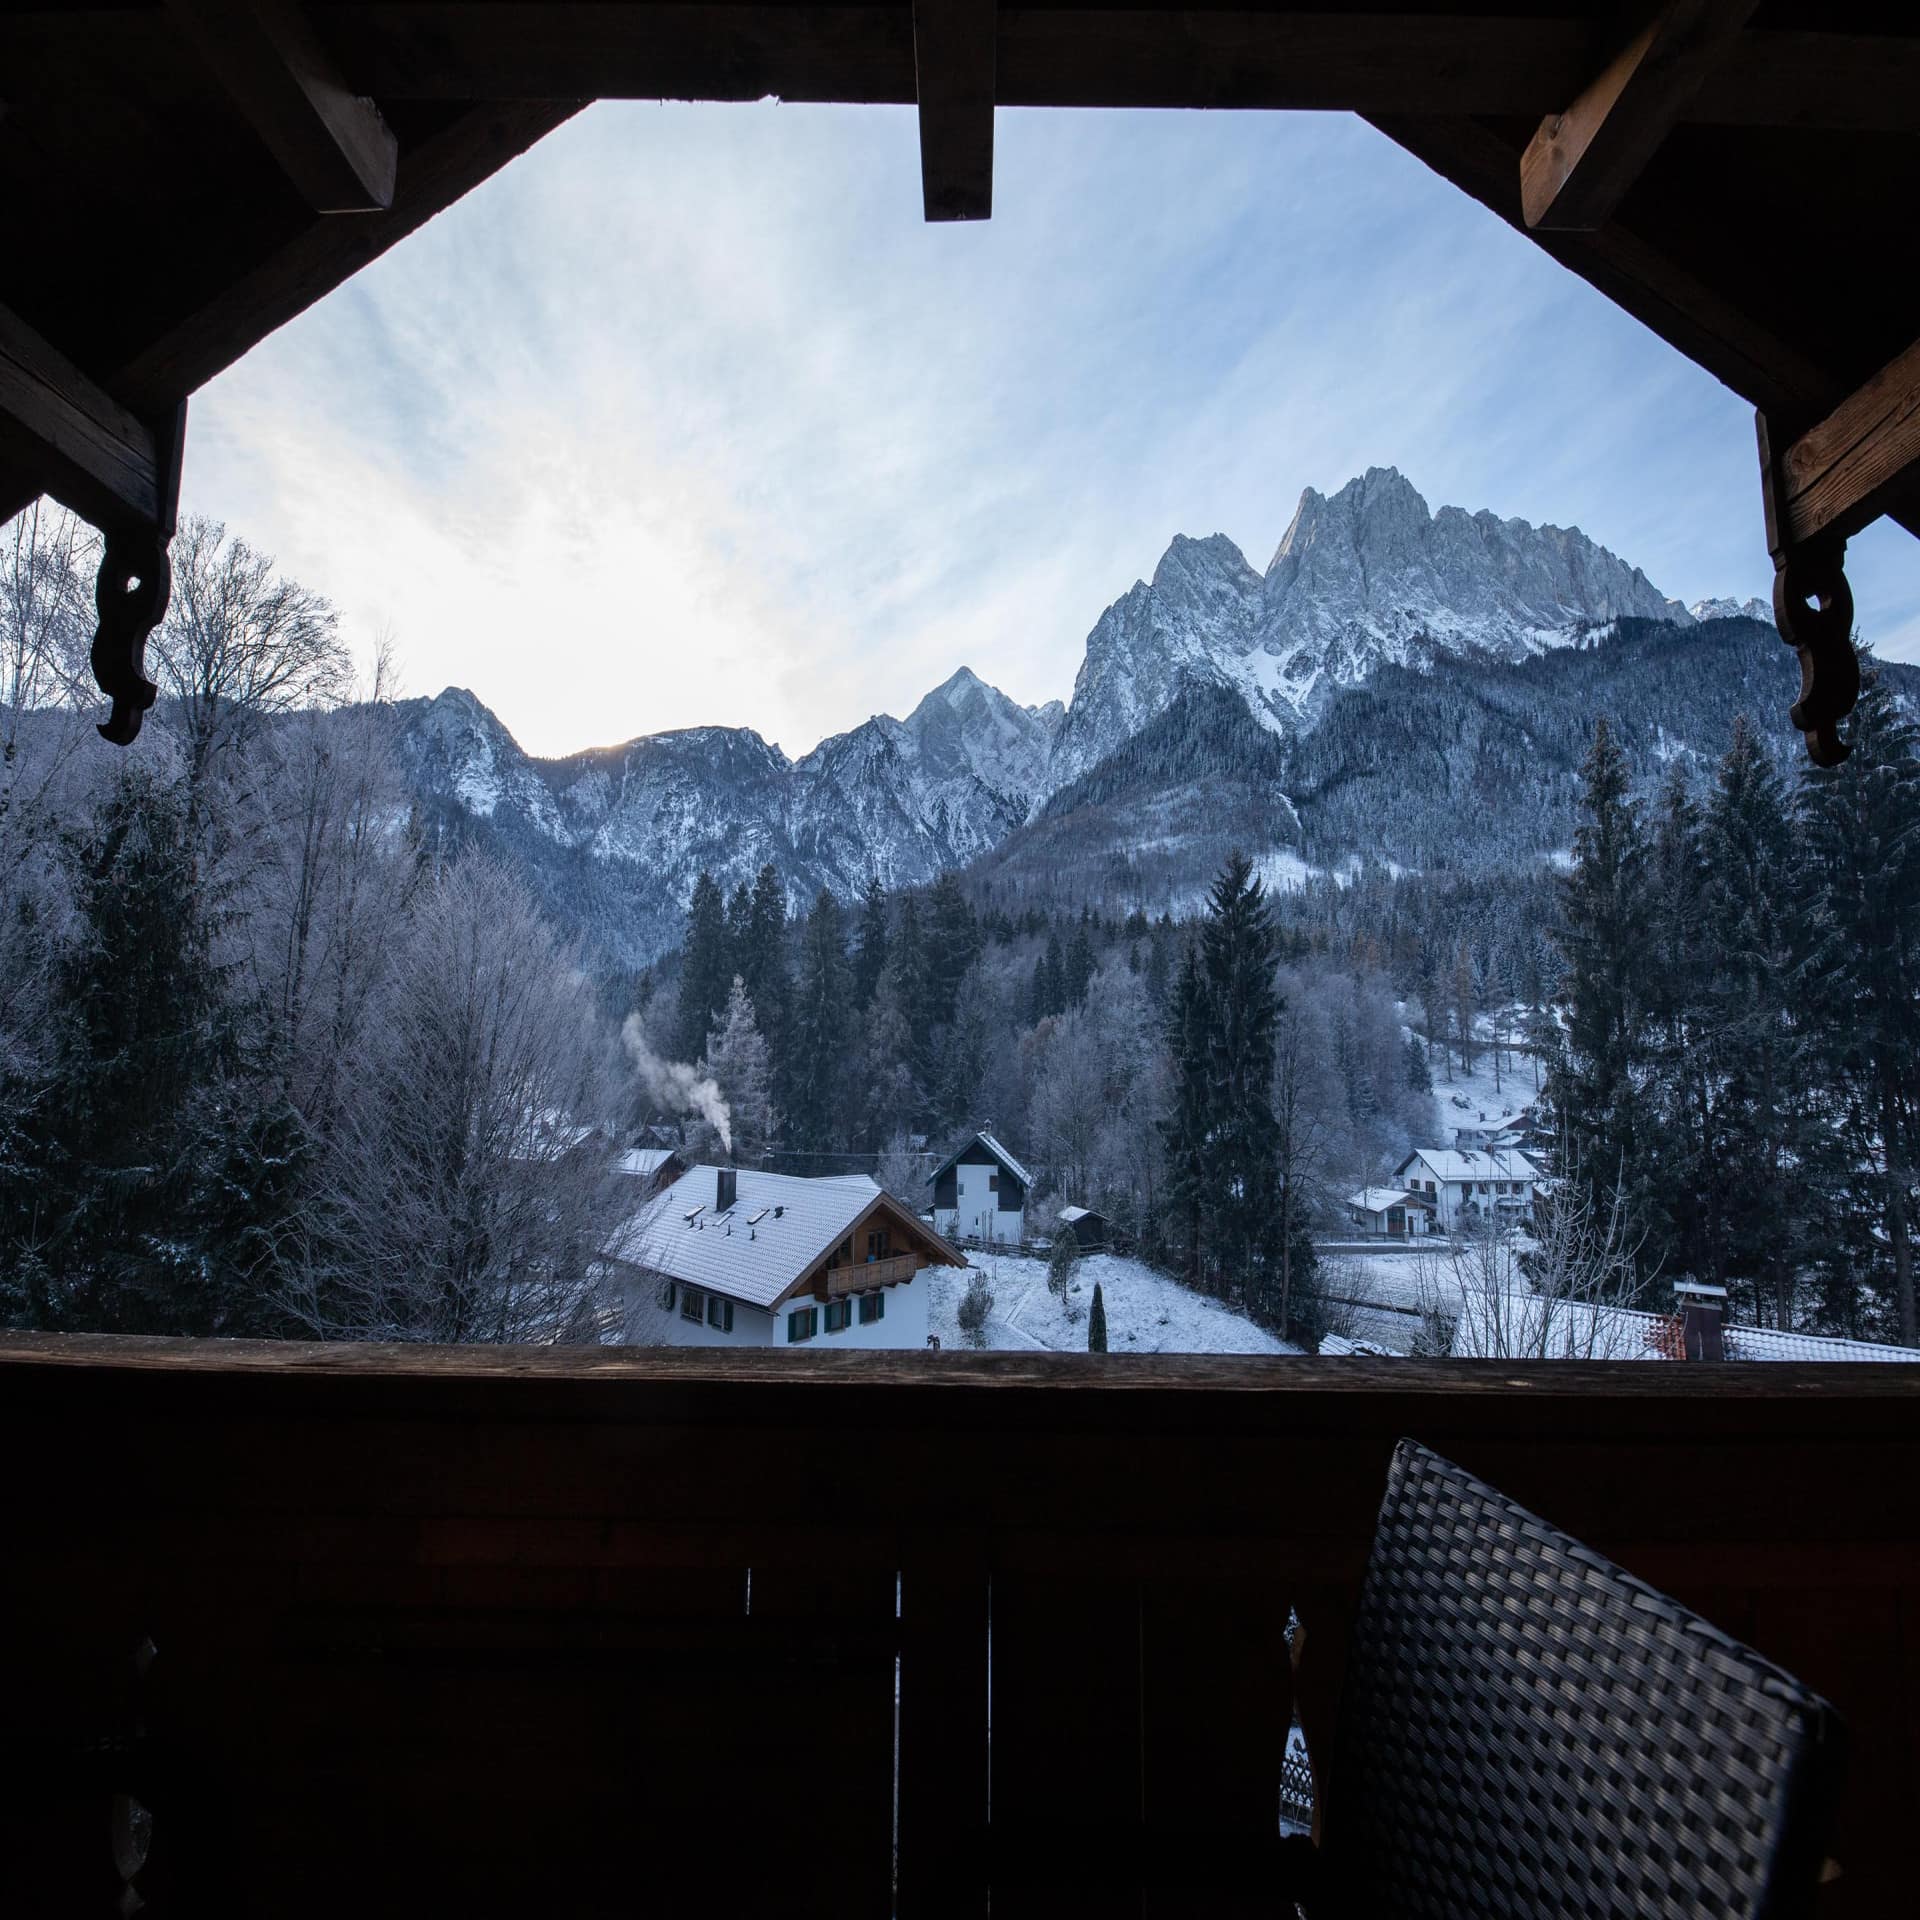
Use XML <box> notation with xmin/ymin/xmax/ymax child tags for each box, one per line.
<box><xmin>1797</xmin><ymin>667</ymin><xmax>1920</xmax><ymax>1344</ymax></box>
<box><xmin>676</xmin><ymin>871</ymin><xmax>729</xmax><ymax>1060</ymax></box>
<box><xmin>1701</xmin><ymin>717</ymin><xmax>1808</xmax><ymax>1322</ymax></box>
<box><xmin>1199</xmin><ymin>852</ymin><xmax>1284</xmax><ymax>1312</ymax></box>
<box><xmin>1158</xmin><ymin>946</ymin><xmax>1210</xmax><ymax>1285</ymax></box>
<box><xmin>787</xmin><ymin>889</ymin><xmax>852</xmax><ymax>1152</ymax></box>
<box><xmin>851</xmin><ymin>877</ymin><xmax>890</xmax><ymax>1009</ymax></box>
<box><xmin>1546</xmin><ymin>719</ymin><xmax>1652</xmax><ymax>1242</ymax></box>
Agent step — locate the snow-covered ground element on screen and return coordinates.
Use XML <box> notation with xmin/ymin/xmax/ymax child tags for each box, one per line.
<box><xmin>925</xmin><ymin>1251</ymin><xmax>1302</xmax><ymax>1356</ymax></box>
<box><xmin>1430</xmin><ymin>1043</ymin><xmax>1540</xmax><ymax>1130</ymax></box>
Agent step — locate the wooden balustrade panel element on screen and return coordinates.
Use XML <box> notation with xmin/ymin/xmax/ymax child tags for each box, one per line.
<box><xmin>2</xmin><ymin>1337</ymin><xmax>1918</xmax><ymax>1915</ymax></box>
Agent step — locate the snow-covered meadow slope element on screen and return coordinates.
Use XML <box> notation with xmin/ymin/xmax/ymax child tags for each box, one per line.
<box><xmin>926</xmin><ymin>1252</ymin><xmax>1302</xmax><ymax>1356</ymax></box>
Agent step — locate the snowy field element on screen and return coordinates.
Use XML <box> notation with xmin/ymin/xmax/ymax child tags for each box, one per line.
<box><xmin>1429</xmin><ymin>1046</ymin><xmax>1540</xmax><ymax>1130</ymax></box>
<box><xmin>925</xmin><ymin>1251</ymin><xmax>1302</xmax><ymax>1356</ymax></box>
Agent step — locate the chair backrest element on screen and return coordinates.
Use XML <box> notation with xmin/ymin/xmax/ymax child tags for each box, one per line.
<box><xmin>1322</xmin><ymin>1440</ymin><xmax>1843</xmax><ymax>1919</ymax></box>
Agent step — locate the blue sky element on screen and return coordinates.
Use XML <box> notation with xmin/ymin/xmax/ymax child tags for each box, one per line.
<box><xmin>186</xmin><ymin>102</ymin><xmax>1920</xmax><ymax>760</ymax></box>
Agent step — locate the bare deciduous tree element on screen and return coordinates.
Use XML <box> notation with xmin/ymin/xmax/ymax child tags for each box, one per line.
<box><xmin>154</xmin><ymin>516</ymin><xmax>352</xmax><ymax>786</ymax></box>
<box><xmin>284</xmin><ymin>858</ymin><xmax>628</xmax><ymax>1343</ymax></box>
<box><xmin>1415</xmin><ymin>1166</ymin><xmax>1656</xmax><ymax>1358</ymax></box>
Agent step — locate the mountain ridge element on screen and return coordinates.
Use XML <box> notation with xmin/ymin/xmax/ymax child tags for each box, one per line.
<box><xmin>395</xmin><ymin>467</ymin><xmax>1775</xmax><ymax>963</ymax></box>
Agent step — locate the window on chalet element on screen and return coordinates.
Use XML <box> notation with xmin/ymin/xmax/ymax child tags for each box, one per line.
<box><xmin>859</xmin><ymin>1292</ymin><xmax>884</xmax><ymax>1325</ymax></box>
<box><xmin>824</xmin><ymin>1300</ymin><xmax>852</xmax><ymax>1333</ymax></box>
<box><xmin>706</xmin><ymin>1295</ymin><xmax>734</xmax><ymax>1333</ymax></box>
<box><xmin>866</xmin><ymin>1228</ymin><xmax>889</xmax><ymax>1259</ymax></box>
<box><xmin>988</xmin><ymin>1172</ymin><xmax>998</xmax><ymax>1190</ymax></box>
<box><xmin>787</xmin><ymin>1307</ymin><xmax>818</xmax><ymax>1343</ymax></box>
<box><xmin>681</xmin><ymin>1286</ymin><xmax>706</xmax><ymax>1323</ymax></box>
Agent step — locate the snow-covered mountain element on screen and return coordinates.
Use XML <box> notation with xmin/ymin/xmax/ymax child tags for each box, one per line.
<box><xmin>398</xmin><ymin>669</ymin><xmax>1065</xmax><ymax>964</ymax></box>
<box><xmin>1689</xmin><ymin>594</ymin><xmax>1772</xmax><ymax>623</ymax></box>
<box><xmin>1051</xmin><ymin>467</ymin><xmax>1688</xmax><ymax>783</ymax></box>
<box><xmin>395</xmin><ymin>467</ymin><xmax>1771</xmax><ymax>963</ymax></box>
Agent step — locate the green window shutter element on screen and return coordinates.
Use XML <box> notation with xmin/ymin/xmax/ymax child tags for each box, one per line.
<box><xmin>723</xmin><ymin>1300</ymin><xmax>734</xmax><ymax>1332</ymax></box>
<box><xmin>875</xmin><ymin>1291</ymin><xmax>885</xmax><ymax>1321</ymax></box>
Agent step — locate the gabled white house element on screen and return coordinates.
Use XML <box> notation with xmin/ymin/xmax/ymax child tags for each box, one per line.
<box><xmin>929</xmin><ymin>1131</ymin><xmax>1030</xmax><ymax>1246</ymax></box>
<box><xmin>1390</xmin><ymin>1145</ymin><xmax>1543</xmax><ymax>1231</ymax></box>
<box><xmin>607</xmin><ymin>1164</ymin><xmax>967</xmax><ymax>1349</ymax></box>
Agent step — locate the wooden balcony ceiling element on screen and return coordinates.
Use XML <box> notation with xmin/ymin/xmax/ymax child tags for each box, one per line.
<box><xmin>2</xmin><ymin>4</ymin><xmax>1917</xmax><ymax>553</ymax></box>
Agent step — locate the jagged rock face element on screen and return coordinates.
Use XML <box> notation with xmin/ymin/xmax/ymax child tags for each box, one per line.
<box><xmin>398</xmin><ymin>668</ymin><xmax>1062</xmax><ymax>965</ymax></box>
<box><xmin>396</xmin><ymin>469</ymin><xmax>1762</xmax><ymax>964</ymax></box>
<box><xmin>1054</xmin><ymin>468</ymin><xmax>1691</xmax><ymax>781</ymax></box>
<box><xmin>1049</xmin><ymin>535</ymin><xmax>1266</xmax><ymax>788</ymax></box>
<box><xmin>1263</xmin><ymin>467</ymin><xmax>1687</xmax><ymax>704</ymax></box>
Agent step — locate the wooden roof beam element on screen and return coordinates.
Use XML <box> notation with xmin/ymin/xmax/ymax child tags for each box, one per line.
<box><xmin>164</xmin><ymin>0</ymin><xmax>399</xmax><ymax>212</ymax></box>
<box><xmin>913</xmin><ymin>0</ymin><xmax>996</xmax><ymax>222</ymax></box>
<box><xmin>1763</xmin><ymin>337</ymin><xmax>1920</xmax><ymax>557</ymax></box>
<box><xmin>0</xmin><ymin>300</ymin><xmax>167</xmax><ymax>534</ymax></box>
<box><xmin>110</xmin><ymin>100</ymin><xmax>584</xmax><ymax>417</ymax></box>
<box><xmin>1520</xmin><ymin>0</ymin><xmax>1759</xmax><ymax>232</ymax></box>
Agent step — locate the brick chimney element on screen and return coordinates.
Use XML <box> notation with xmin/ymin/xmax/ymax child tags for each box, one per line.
<box><xmin>1674</xmin><ymin>1281</ymin><xmax>1727</xmax><ymax>1361</ymax></box>
<box><xmin>716</xmin><ymin>1166</ymin><xmax>737</xmax><ymax>1213</ymax></box>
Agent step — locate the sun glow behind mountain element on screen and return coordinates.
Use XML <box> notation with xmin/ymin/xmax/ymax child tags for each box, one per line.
<box><xmin>181</xmin><ymin>103</ymin><xmax>1920</xmax><ymax>757</ymax></box>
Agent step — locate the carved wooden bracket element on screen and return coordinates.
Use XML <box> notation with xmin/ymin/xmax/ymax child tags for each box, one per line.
<box><xmin>90</xmin><ymin>402</ymin><xmax>186</xmax><ymax>746</ymax></box>
<box><xmin>1758</xmin><ymin>409</ymin><xmax>1858</xmax><ymax>767</ymax></box>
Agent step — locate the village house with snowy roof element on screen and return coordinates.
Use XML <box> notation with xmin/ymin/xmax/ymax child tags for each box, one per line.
<box><xmin>609</xmin><ymin>1164</ymin><xmax>966</xmax><ymax>1349</ymax></box>
<box><xmin>929</xmin><ymin>1131</ymin><xmax>1030</xmax><ymax>1246</ymax></box>
<box><xmin>1391</xmin><ymin>1145</ymin><xmax>1544</xmax><ymax>1232</ymax></box>
<box><xmin>1344</xmin><ymin>1185</ymin><xmax>1436</xmax><ymax>1239</ymax></box>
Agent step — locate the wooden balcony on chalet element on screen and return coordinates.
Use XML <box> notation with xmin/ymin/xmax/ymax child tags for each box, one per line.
<box><xmin>820</xmin><ymin>1251</ymin><xmax>922</xmax><ymax>1296</ymax></box>
<box><xmin>3</xmin><ymin>1336</ymin><xmax>1916</xmax><ymax>1917</ymax></box>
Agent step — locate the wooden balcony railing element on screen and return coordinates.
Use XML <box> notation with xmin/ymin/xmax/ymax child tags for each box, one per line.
<box><xmin>821</xmin><ymin>1252</ymin><xmax>921</xmax><ymax>1295</ymax></box>
<box><xmin>3</xmin><ymin>1336</ymin><xmax>1916</xmax><ymax>1917</ymax></box>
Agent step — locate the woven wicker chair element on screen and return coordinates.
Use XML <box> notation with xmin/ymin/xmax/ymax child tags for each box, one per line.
<box><xmin>1304</xmin><ymin>1439</ymin><xmax>1844</xmax><ymax>1919</ymax></box>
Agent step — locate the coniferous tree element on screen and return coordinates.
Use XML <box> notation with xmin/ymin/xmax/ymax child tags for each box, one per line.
<box><xmin>676</xmin><ymin>871</ymin><xmax>729</xmax><ymax>1061</ymax></box>
<box><xmin>1546</xmin><ymin>720</ymin><xmax>1653</xmax><ymax>1253</ymax></box>
<box><xmin>1065</xmin><ymin>921</ymin><xmax>1095</xmax><ymax>1008</ymax></box>
<box><xmin>787</xmin><ymin>889</ymin><xmax>852</xmax><ymax>1151</ymax></box>
<box><xmin>1087</xmin><ymin>1279</ymin><xmax>1108</xmax><ymax>1352</ymax></box>
<box><xmin>1700</xmin><ymin>717</ymin><xmax>1809</xmax><ymax>1322</ymax></box>
<box><xmin>924</xmin><ymin>871</ymin><xmax>981</xmax><ymax>1017</ymax></box>
<box><xmin>1158</xmin><ymin>946</ymin><xmax>1210</xmax><ymax>1285</ymax></box>
<box><xmin>725</xmin><ymin>881</ymin><xmax>752</xmax><ymax>979</ymax></box>
<box><xmin>1797</xmin><ymin>667</ymin><xmax>1920</xmax><ymax>1344</ymax></box>
<box><xmin>1200</xmin><ymin>852</ymin><xmax>1284</xmax><ymax>1313</ymax></box>
<box><xmin>742</xmin><ymin>865</ymin><xmax>790</xmax><ymax>1036</ymax></box>
<box><xmin>1640</xmin><ymin>761</ymin><xmax>1713</xmax><ymax>1285</ymax></box>
<box><xmin>1042</xmin><ymin>931</ymin><xmax>1068</xmax><ymax>1017</ymax></box>
<box><xmin>1404</xmin><ymin>1034</ymin><xmax>1432</xmax><ymax>1095</ymax></box>
<box><xmin>851</xmin><ymin>876</ymin><xmax>890</xmax><ymax>1009</ymax></box>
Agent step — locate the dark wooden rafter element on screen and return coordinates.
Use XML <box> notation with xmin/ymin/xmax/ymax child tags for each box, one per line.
<box><xmin>0</xmin><ymin>300</ymin><xmax>167</xmax><ymax>533</ymax></box>
<box><xmin>164</xmin><ymin>0</ymin><xmax>399</xmax><ymax>212</ymax></box>
<box><xmin>111</xmin><ymin>99</ymin><xmax>585</xmax><ymax>415</ymax></box>
<box><xmin>1521</xmin><ymin>0</ymin><xmax>1760</xmax><ymax>232</ymax></box>
<box><xmin>94</xmin><ymin>9</ymin><xmax>1895</xmax><ymax>131</ymax></box>
<box><xmin>913</xmin><ymin>0</ymin><xmax>997</xmax><ymax>222</ymax></box>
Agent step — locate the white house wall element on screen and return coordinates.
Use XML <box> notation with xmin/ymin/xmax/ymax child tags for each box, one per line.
<box><xmin>622</xmin><ymin>1269</ymin><xmax>932</xmax><ymax>1351</ymax></box>
<box><xmin>623</xmin><ymin>1277</ymin><xmax>776</xmax><ymax>1347</ymax></box>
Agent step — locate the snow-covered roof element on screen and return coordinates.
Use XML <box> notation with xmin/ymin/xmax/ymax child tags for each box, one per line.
<box><xmin>1347</xmin><ymin>1187</ymin><xmax>1420</xmax><ymax>1213</ymax></box>
<box><xmin>1397</xmin><ymin>1146</ymin><xmax>1543</xmax><ymax>1184</ymax></box>
<box><xmin>618</xmin><ymin>1146</ymin><xmax>677</xmax><ymax>1178</ymax></box>
<box><xmin>1058</xmin><ymin>1205</ymin><xmax>1092</xmax><ymax>1224</ymax></box>
<box><xmin>607</xmin><ymin>1164</ymin><xmax>962</xmax><ymax>1309</ymax></box>
<box><xmin>1445</xmin><ymin>1290</ymin><xmax>1920</xmax><ymax>1363</ymax></box>
<box><xmin>928</xmin><ymin>1130</ymin><xmax>1033</xmax><ymax>1188</ymax></box>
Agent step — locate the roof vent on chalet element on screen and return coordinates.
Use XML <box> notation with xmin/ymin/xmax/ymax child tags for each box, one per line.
<box><xmin>716</xmin><ymin>1166</ymin><xmax>737</xmax><ymax>1214</ymax></box>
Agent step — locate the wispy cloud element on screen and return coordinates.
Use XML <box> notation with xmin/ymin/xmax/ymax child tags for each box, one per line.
<box><xmin>183</xmin><ymin>104</ymin><xmax>1920</xmax><ymax>758</ymax></box>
